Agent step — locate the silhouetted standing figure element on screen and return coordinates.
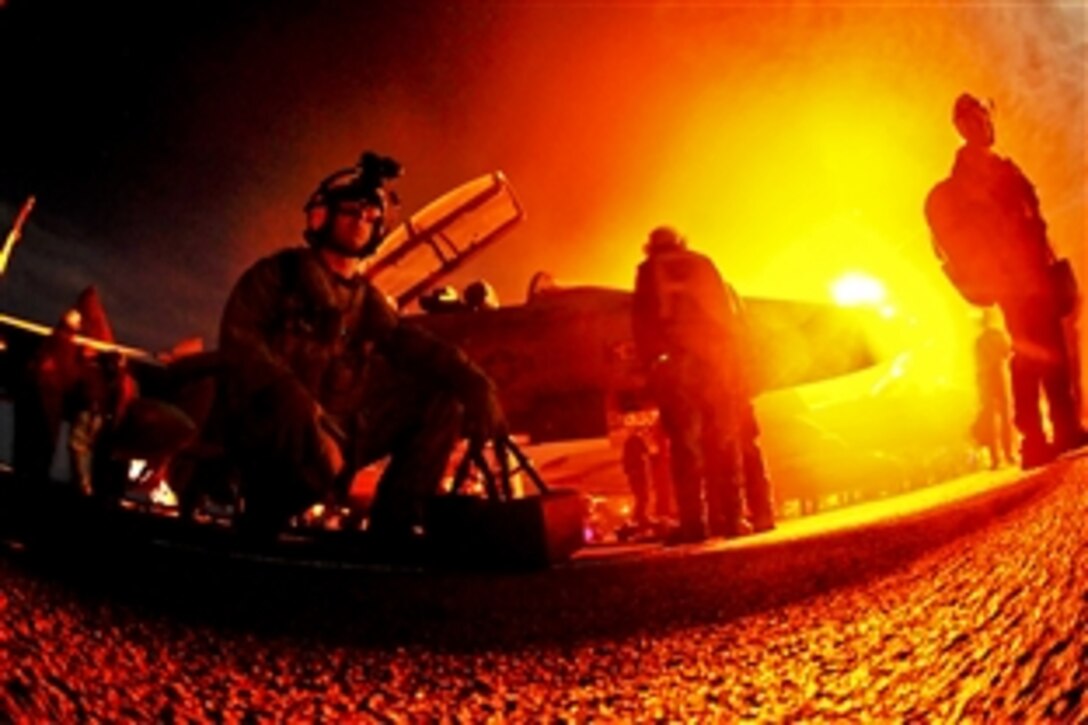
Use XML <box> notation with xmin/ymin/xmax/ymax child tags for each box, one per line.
<box><xmin>973</xmin><ymin>308</ymin><xmax>1014</xmax><ymax>469</ymax></box>
<box><xmin>925</xmin><ymin>93</ymin><xmax>1084</xmax><ymax>468</ymax></box>
<box><xmin>15</xmin><ymin>287</ymin><xmax>136</xmax><ymax>491</ymax></box>
<box><xmin>462</xmin><ymin>279</ymin><xmax>500</xmax><ymax>311</ymax></box>
<box><xmin>632</xmin><ymin>226</ymin><xmax>746</xmax><ymax>544</ymax></box>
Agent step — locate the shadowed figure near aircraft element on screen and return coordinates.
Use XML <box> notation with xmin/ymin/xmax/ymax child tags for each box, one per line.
<box><xmin>0</xmin><ymin>169</ymin><xmax>885</xmax><ymax>563</ymax></box>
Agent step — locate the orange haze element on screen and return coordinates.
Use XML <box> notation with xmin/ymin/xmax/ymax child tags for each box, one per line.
<box><xmin>226</xmin><ymin>3</ymin><xmax>1084</xmax><ymax>434</ymax></box>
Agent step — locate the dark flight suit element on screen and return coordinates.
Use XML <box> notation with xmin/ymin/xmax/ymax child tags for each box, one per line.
<box><xmin>926</xmin><ymin>148</ymin><xmax>1082</xmax><ymax>466</ymax></box>
<box><xmin>739</xmin><ymin>398</ymin><xmax>775</xmax><ymax>531</ymax></box>
<box><xmin>16</xmin><ymin>287</ymin><xmax>135</xmax><ymax>492</ymax></box>
<box><xmin>632</xmin><ymin>245</ymin><xmax>746</xmax><ymax>540</ymax></box>
<box><xmin>15</xmin><ymin>324</ymin><xmax>83</xmax><ymax>486</ymax></box>
<box><xmin>622</xmin><ymin>432</ymin><xmax>652</xmax><ymax>526</ymax></box>
<box><xmin>219</xmin><ymin>247</ymin><xmax>495</xmax><ymax>535</ymax></box>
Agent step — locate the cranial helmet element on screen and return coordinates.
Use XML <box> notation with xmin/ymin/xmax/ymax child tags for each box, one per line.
<box><xmin>419</xmin><ymin>285</ymin><xmax>464</xmax><ymax>314</ymax></box>
<box><xmin>953</xmin><ymin>93</ymin><xmax>990</xmax><ymax>124</ymax></box>
<box><xmin>645</xmin><ymin>225</ymin><xmax>686</xmax><ymax>254</ymax></box>
<box><xmin>463</xmin><ymin>279</ymin><xmax>499</xmax><ymax>310</ymax></box>
<box><xmin>303</xmin><ymin>151</ymin><xmax>403</xmax><ymax>257</ymax></box>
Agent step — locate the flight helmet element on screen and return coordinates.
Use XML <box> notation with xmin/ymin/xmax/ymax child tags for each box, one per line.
<box><xmin>644</xmin><ymin>225</ymin><xmax>686</xmax><ymax>254</ymax></box>
<box><xmin>303</xmin><ymin>151</ymin><xmax>403</xmax><ymax>258</ymax></box>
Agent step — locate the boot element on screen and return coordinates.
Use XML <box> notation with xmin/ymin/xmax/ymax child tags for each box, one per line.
<box><xmin>1020</xmin><ymin>436</ymin><xmax>1055</xmax><ymax>470</ymax></box>
<box><xmin>1053</xmin><ymin>426</ymin><xmax>1088</xmax><ymax>457</ymax></box>
<box><xmin>664</xmin><ymin>522</ymin><xmax>707</xmax><ymax>546</ymax></box>
<box><xmin>751</xmin><ymin>512</ymin><xmax>776</xmax><ymax>534</ymax></box>
<box><xmin>708</xmin><ymin>517</ymin><xmax>753</xmax><ymax>539</ymax></box>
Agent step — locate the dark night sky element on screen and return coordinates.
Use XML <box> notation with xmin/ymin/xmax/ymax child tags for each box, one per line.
<box><xmin>0</xmin><ymin>1</ymin><xmax>494</xmax><ymax>346</ymax></box>
<box><xmin>0</xmin><ymin>1</ymin><xmax>1084</xmax><ymax>358</ymax></box>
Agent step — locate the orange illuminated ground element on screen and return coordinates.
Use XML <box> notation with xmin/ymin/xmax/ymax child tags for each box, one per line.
<box><xmin>576</xmin><ymin>463</ymin><xmax>1029</xmax><ymax>561</ymax></box>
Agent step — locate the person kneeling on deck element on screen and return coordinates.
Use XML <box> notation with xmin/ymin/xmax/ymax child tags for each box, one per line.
<box><xmin>218</xmin><ymin>152</ymin><xmax>505</xmax><ymax>541</ymax></box>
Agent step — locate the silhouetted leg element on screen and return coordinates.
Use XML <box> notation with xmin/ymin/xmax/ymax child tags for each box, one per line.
<box><xmin>1062</xmin><ymin>315</ymin><xmax>1083</xmax><ymax>417</ymax></box>
<box><xmin>1035</xmin><ymin>315</ymin><xmax>1085</xmax><ymax>451</ymax></box>
<box><xmin>232</xmin><ymin>378</ymin><xmax>338</xmax><ymax>537</ymax></box>
<box><xmin>650</xmin><ymin>451</ymin><xmax>675</xmax><ymax>519</ymax></box>
<box><xmin>1008</xmin><ymin>352</ymin><xmax>1046</xmax><ymax>466</ymax></box>
<box><xmin>365</xmin><ymin>391</ymin><xmax>463</xmax><ymax>538</ymax></box>
<box><xmin>975</xmin><ymin>404</ymin><xmax>999</xmax><ymax>468</ymax></box>
<box><xmin>658</xmin><ymin>393</ymin><xmax>704</xmax><ymax>540</ymax></box>
<box><xmin>1044</xmin><ymin>370</ymin><xmax>1082</xmax><ymax>448</ymax></box>
<box><xmin>703</xmin><ymin>399</ymin><xmax>743</xmax><ymax>538</ymax></box>
<box><xmin>739</xmin><ymin>401</ymin><xmax>775</xmax><ymax>530</ymax></box>
<box><xmin>68</xmin><ymin>409</ymin><xmax>102</xmax><ymax>495</ymax></box>
<box><xmin>334</xmin><ymin>356</ymin><xmax>465</xmax><ymax>538</ymax></box>
<box><xmin>998</xmin><ymin>402</ymin><xmax>1015</xmax><ymax>464</ymax></box>
<box><xmin>1003</xmin><ymin>300</ymin><xmax>1080</xmax><ymax>467</ymax></box>
<box><xmin>628</xmin><ymin>468</ymin><xmax>650</xmax><ymax>526</ymax></box>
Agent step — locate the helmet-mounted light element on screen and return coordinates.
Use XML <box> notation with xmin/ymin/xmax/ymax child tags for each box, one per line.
<box><xmin>304</xmin><ymin>151</ymin><xmax>404</xmax><ymax>257</ymax></box>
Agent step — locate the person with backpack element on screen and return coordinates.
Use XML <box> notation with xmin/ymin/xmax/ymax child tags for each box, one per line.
<box><xmin>925</xmin><ymin>94</ymin><xmax>1084</xmax><ymax>468</ymax></box>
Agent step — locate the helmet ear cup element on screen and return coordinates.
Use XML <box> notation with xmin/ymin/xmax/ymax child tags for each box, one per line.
<box><xmin>303</xmin><ymin>184</ymin><xmax>331</xmax><ymax>245</ymax></box>
<box><xmin>303</xmin><ymin>160</ymin><xmax>397</xmax><ymax>250</ymax></box>
<box><xmin>306</xmin><ymin>202</ymin><xmax>329</xmax><ymax>234</ymax></box>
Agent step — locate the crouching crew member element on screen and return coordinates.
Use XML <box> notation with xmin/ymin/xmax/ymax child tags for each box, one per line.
<box><xmin>218</xmin><ymin>152</ymin><xmax>506</xmax><ymax>540</ymax></box>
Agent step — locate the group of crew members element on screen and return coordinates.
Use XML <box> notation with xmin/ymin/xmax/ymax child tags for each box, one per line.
<box><xmin>12</xmin><ymin>91</ymin><xmax>1085</xmax><ymax>549</ymax></box>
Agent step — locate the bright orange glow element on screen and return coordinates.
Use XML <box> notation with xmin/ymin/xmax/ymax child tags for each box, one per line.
<box><xmin>493</xmin><ymin>9</ymin><xmax>1038</xmax><ymax>444</ymax></box>
<box><xmin>224</xmin><ymin>4</ymin><xmax>1082</xmax><ymax>493</ymax></box>
<box><xmin>832</xmin><ymin>273</ymin><xmax>886</xmax><ymax>307</ymax></box>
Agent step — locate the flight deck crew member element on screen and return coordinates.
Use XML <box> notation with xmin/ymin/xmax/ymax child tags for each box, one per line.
<box><xmin>632</xmin><ymin>226</ymin><xmax>748</xmax><ymax>544</ymax></box>
<box><xmin>925</xmin><ymin>93</ymin><xmax>1085</xmax><ymax>468</ymax></box>
<box><xmin>973</xmin><ymin>307</ymin><xmax>1014</xmax><ymax>469</ymax></box>
<box><xmin>218</xmin><ymin>152</ymin><xmax>506</xmax><ymax>540</ymax></box>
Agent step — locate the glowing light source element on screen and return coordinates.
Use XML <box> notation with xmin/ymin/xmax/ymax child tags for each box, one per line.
<box><xmin>149</xmin><ymin>480</ymin><xmax>178</xmax><ymax>508</ymax></box>
<box><xmin>831</xmin><ymin>272</ymin><xmax>887</xmax><ymax>307</ymax></box>
<box><xmin>126</xmin><ymin>459</ymin><xmax>178</xmax><ymax>508</ymax></box>
<box><xmin>128</xmin><ymin>459</ymin><xmax>148</xmax><ymax>480</ymax></box>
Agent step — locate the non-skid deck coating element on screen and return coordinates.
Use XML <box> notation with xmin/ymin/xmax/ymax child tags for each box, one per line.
<box><xmin>1</xmin><ymin>453</ymin><xmax>1083</xmax><ymax>720</ymax></box>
